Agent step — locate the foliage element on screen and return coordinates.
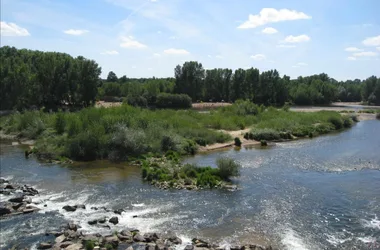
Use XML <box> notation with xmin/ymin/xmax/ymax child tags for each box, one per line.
<box><xmin>216</xmin><ymin>157</ymin><xmax>240</xmax><ymax>180</ymax></box>
<box><xmin>156</xmin><ymin>93</ymin><xmax>192</xmax><ymax>109</ymax></box>
<box><xmin>0</xmin><ymin>46</ymin><xmax>101</xmax><ymax>110</ymax></box>
<box><xmin>234</xmin><ymin>137</ymin><xmax>242</xmax><ymax>147</ymax></box>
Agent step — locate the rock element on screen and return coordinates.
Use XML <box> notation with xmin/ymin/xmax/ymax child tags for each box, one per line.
<box><xmin>168</xmin><ymin>236</ymin><xmax>182</xmax><ymax>245</ymax></box>
<box><xmin>55</xmin><ymin>234</ymin><xmax>66</xmax><ymax>244</ymax></box>
<box><xmin>88</xmin><ymin>219</ymin><xmax>98</xmax><ymax>225</ymax></box>
<box><xmin>105</xmin><ymin>236</ymin><xmax>119</xmax><ymax>247</ymax></box>
<box><xmin>133</xmin><ymin>233</ymin><xmax>146</xmax><ymax>242</ymax></box>
<box><xmin>146</xmin><ymin>243</ymin><xmax>157</xmax><ymax>250</ymax></box>
<box><xmin>185</xmin><ymin>245</ymin><xmax>194</xmax><ymax>250</ymax></box>
<box><xmin>37</xmin><ymin>242</ymin><xmax>52</xmax><ymax>249</ymax></box>
<box><xmin>12</xmin><ymin>202</ymin><xmax>25</xmax><ymax>210</ymax></box>
<box><xmin>0</xmin><ymin>189</ymin><xmax>11</xmax><ymax>195</ymax></box>
<box><xmin>68</xmin><ymin>222</ymin><xmax>79</xmax><ymax>231</ymax></box>
<box><xmin>144</xmin><ymin>233</ymin><xmax>159</xmax><ymax>242</ymax></box>
<box><xmin>230</xmin><ymin>246</ymin><xmax>242</xmax><ymax>250</ymax></box>
<box><xmin>82</xmin><ymin>235</ymin><xmax>99</xmax><ymax>243</ymax></box>
<box><xmin>133</xmin><ymin>215</ymin><xmax>138</xmax><ymax>218</ymax></box>
<box><xmin>109</xmin><ymin>216</ymin><xmax>119</xmax><ymax>225</ymax></box>
<box><xmin>23</xmin><ymin>208</ymin><xmax>37</xmax><ymax>214</ymax></box>
<box><xmin>98</xmin><ymin>217</ymin><xmax>106</xmax><ymax>223</ymax></box>
<box><xmin>62</xmin><ymin>205</ymin><xmax>76</xmax><ymax>212</ymax></box>
<box><xmin>114</xmin><ymin>208</ymin><xmax>124</xmax><ymax>215</ymax></box>
<box><xmin>125</xmin><ymin>247</ymin><xmax>133</xmax><ymax>250</ymax></box>
<box><xmin>91</xmin><ymin>206</ymin><xmax>98</xmax><ymax>210</ymax></box>
<box><xmin>0</xmin><ymin>205</ymin><xmax>12</xmax><ymax>216</ymax></box>
<box><xmin>0</xmin><ymin>178</ymin><xmax>9</xmax><ymax>184</ymax></box>
<box><xmin>5</xmin><ymin>184</ymin><xmax>16</xmax><ymax>189</ymax></box>
<box><xmin>9</xmin><ymin>194</ymin><xmax>24</xmax><ymax>203</ymax></box>
<box><xmin>46</xmin><ymin>230</ymin><xmax>63</xmax><ymax>237</ymax></box>
<box><xmin>117</xmin><ymin>233</ymin><xmax>131</xmax><ymax>241</ymax></box>
<box><xmin>75</xmin><ymin>204</ymin><xmax>86</xmax><ymax>209</ymax></box>
<box><xmin>57</xmin><ymin>241</ymin><xmax>74</xmax><ymax>249</ymax></box>
<box><xmin>65</xmin><ymin>243</ymin><xmax>83</xmax><ymax>250</ymax></box>
<box><xmin>101</xmin><ymin>224</ymin><xmax>111</xmax><ymax>230</ymax></box>
<box><xmin>120</xmin><ymin>230</ymin><xmax>133</xmax><ymax>237</ymax></box>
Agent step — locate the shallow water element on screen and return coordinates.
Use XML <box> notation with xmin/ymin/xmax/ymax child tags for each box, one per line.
<box><xmin>1</xmin><ymin>120</ymin><xmax>380</xmax><ymax>249</ymax></box>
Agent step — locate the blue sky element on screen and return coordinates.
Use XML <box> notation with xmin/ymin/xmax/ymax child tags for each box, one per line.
<box><xmin>1</xmin><ymin>0</ymin><xmax>379</xmax><ymax>80</ymax></box>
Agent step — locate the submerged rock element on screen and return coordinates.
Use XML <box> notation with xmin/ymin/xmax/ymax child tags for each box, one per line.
<box><xmin>62</xmin><ymin>205</ymin><xmax>77</xmax><ymax>212</ymax></box>
<box><xmin>37</xmin><ymin>242</ymin><xmax>52</xmax><ymax>249</ymax></box>
<box><xmin>9</xmin><ymin>194</ymin><xmax>24</xmax><ymax>203</ymax></box>
<box><xmin>0</xmin><ymin>205</ymin><xmax>12</xmax><ymax>216</ymax></box>
<box><xmin>88</xmin><ymin>219</ymin><xmax>98</xmax><ymax>225</ymax></box>
<box><xmin>114</xmin><ymin>208</ymin><xmax>124</xmax><ymax>215</ymax></box>
<box><xmin>109</xmin><ymin>216</ymin><xmax>119</xmax><ymax>225</ymax></box>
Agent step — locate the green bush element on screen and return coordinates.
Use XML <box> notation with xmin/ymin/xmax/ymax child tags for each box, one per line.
<box><xmin>234</xmin><ymin>137</ymin><xmax>242</xmax><ymax>147</ymax></box>
<box><xmin>261</xmin><ymin>140</ymin><xmax>268</xmax><ymax>146</ymax></box>
<box><xmin>250</xmin><ymin>128</ymin><xmax>280</xmax><ymax>141</ymax></box>
<box><xmin>126</xmin><ymin>95</ymin><xmax>148</xmax><ymax>107</ymax></box>
<box><xmin>328</xmin><ymin>117</ymin><xmax>343</xmax><ymax>130</ymax></box>
<box><xmin>54</xmin><ymin>112</ymin><xmax>66</xmax><ymax>134</ymax></box>
<box><xmin>85</xmin><ymin>241</ymin><xmax>95</xmax><ymax>250</ymax></box>
<box><xmin>156</xmin><ymin>93</ymin><xmax>192</xmax><ymax>109</ymax></box>
<box><xmin>342</xmin><ymin>116</ymin><xmax>353</xmax><ymax>128</ymax></box>
<box><xmin>216</xmin><ymin>157</ymin><xmax>240</xmax><ymax>180</ymax></box>
<box><xmin>350</xmin><ymin>115</ymin><xmax>359</xmax><ymax>122</ymax></box>
<box><xmin>376</xmin><ymin>112</ymin><xmax>380</xmax><ymax>120</ymax></box>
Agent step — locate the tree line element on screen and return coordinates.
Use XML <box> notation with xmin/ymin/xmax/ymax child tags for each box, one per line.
<box><xmin>1</xmin><ymin>46</ymin><xmax>379</xmax><ymax>111</ymax></box>
<box><xmin>0</xmin><ymin>46</ymin><xmax>101</xmax><ymax>110</ymax></box>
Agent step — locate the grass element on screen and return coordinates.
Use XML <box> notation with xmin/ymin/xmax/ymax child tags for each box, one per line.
<box><xmin>245</xmin><ymin>108</ymin><xmax>358</xmax><ymax>141</ymax></box>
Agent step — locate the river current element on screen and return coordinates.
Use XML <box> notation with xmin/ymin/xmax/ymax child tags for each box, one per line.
<box><xmin>1</xmin><ymin>120</ymin><xmax>379</xmax><ymax>249</ymax></box>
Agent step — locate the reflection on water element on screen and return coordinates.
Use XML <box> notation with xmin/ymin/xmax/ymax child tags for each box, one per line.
<box><xmin>1</xmin><ymin>120</ymin><xmax>380</xmax><ymax>250</ymax></box>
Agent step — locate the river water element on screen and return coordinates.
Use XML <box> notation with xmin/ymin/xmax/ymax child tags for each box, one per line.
<box><xmin>1</xmin><ymin>120</ymin><xmax>379</xmax><ymax>250</ymax></box>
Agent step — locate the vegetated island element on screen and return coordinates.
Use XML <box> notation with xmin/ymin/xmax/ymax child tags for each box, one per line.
<box><xmin>0</xmin><ymin>102</ymin><xmax>361</xmax><ymax>190</ymax></box>
<box><xmin>2</xmin><ymin>46</ymin><xmax>379</xmax><ymax>190</ymax></box>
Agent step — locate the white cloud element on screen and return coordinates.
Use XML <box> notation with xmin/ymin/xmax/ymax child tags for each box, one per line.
<box><xmin>238</xmin><ymin>8</ymin><xmax>311</xmax><ymax>29</ymax></box>
<box><xmin>207</xmin><ymin>55</ymin><xmax>212</xmax><ymax>58</ymax></box>
<box><xmin>251</xmin><ymin>54</ymin><xmax>266</xmax><ymax>60</ymax></box>
<box><xmin>169</xmin><ymin>36</ymin><xmax>177</xmax><ymax>40</ymax></box>
<box><xmin>345</xmin><ymin>47</ymin><xmax>362</xmax><ymax>52</ymax></box>
<box><xmin>297</xmin><ymin>62</ymin><xmax>308</xmax><ymax>66</ymax></box>
<box><xmin>292</xmin><ymin>62</ymin><xmax>308</xmax><ymax>68</ymax></box>
<box><xmin>0</xmin><ymin>21</ymin><xmax>30</xmax><ymax>36</ymax></box>
<box><xmin>153</xmin><ymin>53</ymin><xmax>161</xmax><ymax>57</ymax></box>
<box><xmin>347</xmin><ymin>57</ymin><xmax>356</xmax><ymax>61</ymax></box>
<box><xmin>377</xmin><ymin>47</ymin><xmax>380</xmax><ymax>51</ymax></box>
<box><xmin>362</xmin><ymin>35</ymin><xmax>380</xmax><ymax>46</ymax></box>
<box><xmin>120</xmin><ymin>36</ymin><xmax>147</xmax><ymax>49</ymax></box>
<box><xmin>216</xmin><ymin>55</ymin><xmax>223</xmax><ymax>59</ymax></box>
<box><xmin>277</xmin><ymin>44</ymin><xmax>296</xmax><ymax>48</ymax></box>
<box><xmin>63</xmin><ymin>29</ymin><xmax>89</xmax><ymax>35</ymax></box>
<box><xmin>353</xmin><ymin>51</ymin><xmax>378</xmax><ymax>57</ymax></box>
<box><xmin>163</xmin><ymin>48</ymin><xmax>190</xmax><ymax>55</ymax></box>
<box><xmin>283</xmin><ymin>35</ymin><xmax>310</xmax><ymax>43</ymax></box>
<box><xmin>262</xmin><ymin>27</ymin><xmax>278</xmax><ymax>34</ymax></box>
<box><xmin>100</xmin><ymin>50</ymin><xmax>119</xmax><ymax>55</ymax></box>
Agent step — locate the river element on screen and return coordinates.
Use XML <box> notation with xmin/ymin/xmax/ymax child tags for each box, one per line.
<box><xmin>1</xmin><ymin>120</ymin><xmax>379</xmax><ymax>250</ymax></box>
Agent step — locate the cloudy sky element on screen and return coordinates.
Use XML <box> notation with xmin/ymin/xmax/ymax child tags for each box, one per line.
<box><xmin>1</xmin><ymin>0</ymin><xmax>379</xmax><ymax>80</ymax></box>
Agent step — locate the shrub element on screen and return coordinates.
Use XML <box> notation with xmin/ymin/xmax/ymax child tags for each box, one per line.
<box><xmin>376</xmin><ymin>112</ymin><xmax>380</xmax><ymax>120</ymax></box>
<box><xmin>233</xmin><ymin>100</ymin><xmax>259</xmax><ymax>116</ymax></box>
<box><xmin>54</xmin><ymin>112</ymin><xmax>66</xmax><ymax>134</ymax></box>
<box><xmin>156</xmin><ymin>93</ymin><xmax>192</xmax><ymax>109</ymax></box>
<box><xmin>195</xmin><ymin>138</ymin><xmax>207</xmax><ymax>146</ymax></box>
<box><xmin>108</xmin><ymin>126</ymin><xmax>148</xmax><ymax>161</ymax></box>
<box><xmin>182</xmin><ymin>139</ymin><xmax>197</xmax><ymax>155</ymax></box>
<box><xmin>216</xmin><ymin>157</ymin><xmax>240</xmax><ymax>180</ymax></box>
<box><xmin>161</xmin><ymin>135</ymin><xmax>181</xmax><ymax>152</ymax></box>
<box><xmin>260</xmin><ymin>140</ymin><xmax>267</xmax><ymax>146</ymax></box>
<box><xmin>350</xmin><ymin>115</ymin><xmax>359</xmax><ymax>122</ymax></box>
<box><xmin>85</xmin><ymin>241</ymin><xmax>95</xmax><ymax>250</ymax></box>
<box><xmin>342</xmin><ymin>116</ymin><xmax>353</xmax><ymax>128</ymax></box>
<box><xmin>315</xmin><ymin>123</ymin><xmax>334</xmax><ymax>134</ymax></box>
<box><xmin>328</xmin><ymin>117</ymin><xmax>343</xmax><ymax>130</ymax></box>
<box><xmin>250</xmin><ymin>128</ymin><xmax>280</xmax><ymax>141</ymax></box>
<box><xmin>126</xmin><ymin>95</ymin><xmax>148</xmax><ymax>107</ymax></box>
<box><xmin>234</xmin><ymin>137</ymin><xmax>242</xmax><ymax>147</ymax></box>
